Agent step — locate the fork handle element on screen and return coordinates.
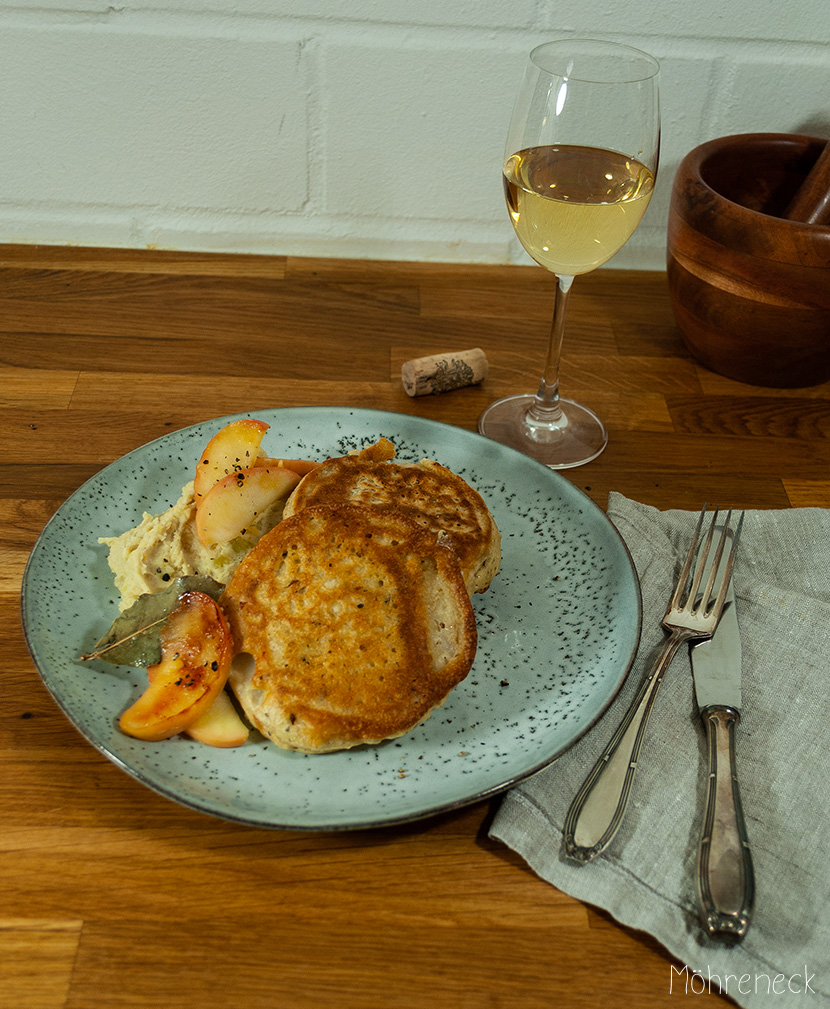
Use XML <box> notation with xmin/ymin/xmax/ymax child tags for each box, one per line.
<box><xmin>696</xmin><ymin>705</ymin><xmax>754</xmax><ymax>942</ymax></box>
<box><xmin>563</xmin><ymin>628</ymin><xmax>690</xmax><ymax>862</ymax></box>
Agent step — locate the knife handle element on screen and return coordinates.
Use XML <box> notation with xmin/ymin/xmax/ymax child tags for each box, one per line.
<box><xmin>696</xmin><ymin>705</ymin><xmax>755</xmax><ymax>942</ymax></box>
<box><xmin>563</xmin><ymin>629</ymin><xmax>688</xmax><ymax>862</ymax></box>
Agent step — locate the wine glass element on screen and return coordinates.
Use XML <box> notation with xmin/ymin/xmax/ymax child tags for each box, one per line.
<box><xmin>479</xmin><ymin>39</ymin><xmax>660</xmax><ymax>468</ymax></box>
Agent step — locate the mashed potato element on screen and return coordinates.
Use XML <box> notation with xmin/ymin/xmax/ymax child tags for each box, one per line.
<box><xmin>99</xmin><ymin>480</ymin><xmax>281</xmax><ymax>611</ymax></box>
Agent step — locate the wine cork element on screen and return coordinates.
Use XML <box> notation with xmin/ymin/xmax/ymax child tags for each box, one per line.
<box><xmin>401</xmin><ymin>348</ymin><xmax>489</xmax><ymax>397</ymax></box>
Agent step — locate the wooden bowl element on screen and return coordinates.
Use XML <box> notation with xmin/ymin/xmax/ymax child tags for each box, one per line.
<box><xmin>667</xmin><ymin>133</ymin><xmax>830</xmax><ymax>387</ymax></box>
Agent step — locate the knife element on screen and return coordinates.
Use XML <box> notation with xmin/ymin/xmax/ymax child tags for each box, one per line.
<box><xmin>691</xmin><ymin>528</ymin><xmax>755</xmax><ymax>942</ymax></box>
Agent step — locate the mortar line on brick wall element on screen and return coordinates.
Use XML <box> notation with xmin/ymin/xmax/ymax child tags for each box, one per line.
<box><xmin>0</xmin><ymin>7</ymin><xmax>826</xmax><ymax>53</ymax></box>
<box><xmin>300</xmin><ymin>33</ymin><xmax>325</xmax><ymax>219</ymax></box>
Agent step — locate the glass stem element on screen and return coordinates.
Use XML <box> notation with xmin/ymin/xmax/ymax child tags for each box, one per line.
<box><xmin>527</xmin><ymin>273</ymin><xmax>574</xmax><ymax>430</ymax></box>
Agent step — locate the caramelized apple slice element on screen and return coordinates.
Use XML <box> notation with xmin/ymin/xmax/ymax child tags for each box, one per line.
<box><xmin>195</xmin><ymin>464</ymin><xmax>301</xmax><ymax>546</ymax></box>
<box><xmin>119</xmin><ymin>591</ymin><xmax>233</xmax><ymax>742</ymax></box>
<box><xmin>185</xmin><ymin>689</ymin><xmax>249</xmax><ymax>748</ymax></box>
<box><xmin>194</xmin><ymin>419</ymin><xmax>270</xmax><ymax>502</ymax></box>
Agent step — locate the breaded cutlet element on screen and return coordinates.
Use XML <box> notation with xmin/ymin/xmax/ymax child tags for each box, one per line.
<box><xmin>221</xmin><ymin>503</ymin><xmax>477</xmax><ymax>753</ymax></box>
<box><xmin>283</xmin><ymin>438</ymin><xmax>501</xmax><ymax>595</ymax></box>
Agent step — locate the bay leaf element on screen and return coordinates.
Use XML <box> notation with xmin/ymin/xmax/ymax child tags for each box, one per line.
<box><xmin>81</xmin><ymin>575</ymin><xmax>225</xmax><ymax>667</ymax></box>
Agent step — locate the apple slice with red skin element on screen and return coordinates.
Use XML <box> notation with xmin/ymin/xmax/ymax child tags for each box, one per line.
<box><xmin>195</xmin><ymin>464</ymin><xmax>301</xmax><ymax>546</ymax></box>
<box><xmin>133</xmin><ymin>599</ymin><xmax>248</xmax><ymax>748</ymax></box>
<box><xmin>119</xmin><ymin>591</ymin><xmax>233</xmax><ymax>742</ymax></box>
<box><xmin>194</xmin><ymin>419</ymin><xmax>270</xmax><ymax>502</ymax></box>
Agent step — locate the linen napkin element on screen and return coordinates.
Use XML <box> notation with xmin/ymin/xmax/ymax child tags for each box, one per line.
<box><xmin>490</xmin><ymin>493</ymin><xmax>830</xmax><ymax>1008</ymax></box>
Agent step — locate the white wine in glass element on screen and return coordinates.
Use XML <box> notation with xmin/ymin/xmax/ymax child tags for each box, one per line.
<box><xmin>479</xmin><ymin>40</ymin><xmax>660</xmax><ymax>468</ymax></box>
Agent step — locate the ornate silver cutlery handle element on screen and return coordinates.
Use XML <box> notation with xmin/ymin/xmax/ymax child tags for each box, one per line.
<box><xmin>563</xmin><ymin>629</ymin><xmax>690</xmax><ymax>862</ymax></box>
<box><xmin>696</xmin><ymin>705</ymin><xmax>754</xmax><ymax>941</ymax></box>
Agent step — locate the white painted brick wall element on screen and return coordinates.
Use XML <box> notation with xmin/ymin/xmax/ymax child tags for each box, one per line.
<box><xmin>0</xmin><ymin>1</ymin><xmax>827</xmax><ymax>268</ymax></box>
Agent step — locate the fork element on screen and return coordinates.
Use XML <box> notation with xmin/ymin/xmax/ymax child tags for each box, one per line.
<box><xmin>562</xmin><ymin>505</ymin><xmax>744</xmax><ymax>863</ymax></box>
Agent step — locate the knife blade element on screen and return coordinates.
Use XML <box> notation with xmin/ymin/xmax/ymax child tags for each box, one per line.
<box><xmin>691</xmin><ymin>553</ymin><xmax>741</xmax><ymax>712</ymax></box>
<box><xmin>690</xmin><ymin>527</ymin><xmax>754</xmax><ymax>942</ymax></box>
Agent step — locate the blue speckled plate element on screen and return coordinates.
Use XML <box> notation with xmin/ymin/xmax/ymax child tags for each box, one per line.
<box><xmin>21</xmin><ymin>407</ymin><xmax>641</xmax><ymax>831</ymax></box>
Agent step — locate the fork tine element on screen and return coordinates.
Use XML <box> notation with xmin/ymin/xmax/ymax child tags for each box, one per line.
<box><xmin>697</xmin><ymin>507</ymin><xmax>731</xmax><ymax>613</ymax></box>
<box><xmin>688</xmin><ymin>506</ymin><xmax>720</xmax><ymax>609</ymax></box>
<box><xmin>709</xmin><ymin>510</ymin><xmax>744</xmax><ymax>617</ymax></box>
<box><xmin>670</xmin><ymin>504</ymin><xmax>708</xmax><ymax>608</ymax></box>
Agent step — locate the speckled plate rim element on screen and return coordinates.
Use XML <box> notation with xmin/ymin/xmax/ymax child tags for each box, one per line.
<box><xmin>21</xmin><ymin>407</ymin><xmax>642</xmax><ymax>832</ymax></box>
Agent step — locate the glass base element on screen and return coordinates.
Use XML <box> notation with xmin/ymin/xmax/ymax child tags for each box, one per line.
<box><xmin>478</xmin><ymin>394</ymin><xmax>608</xmax><ymax>469</ymax></box>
